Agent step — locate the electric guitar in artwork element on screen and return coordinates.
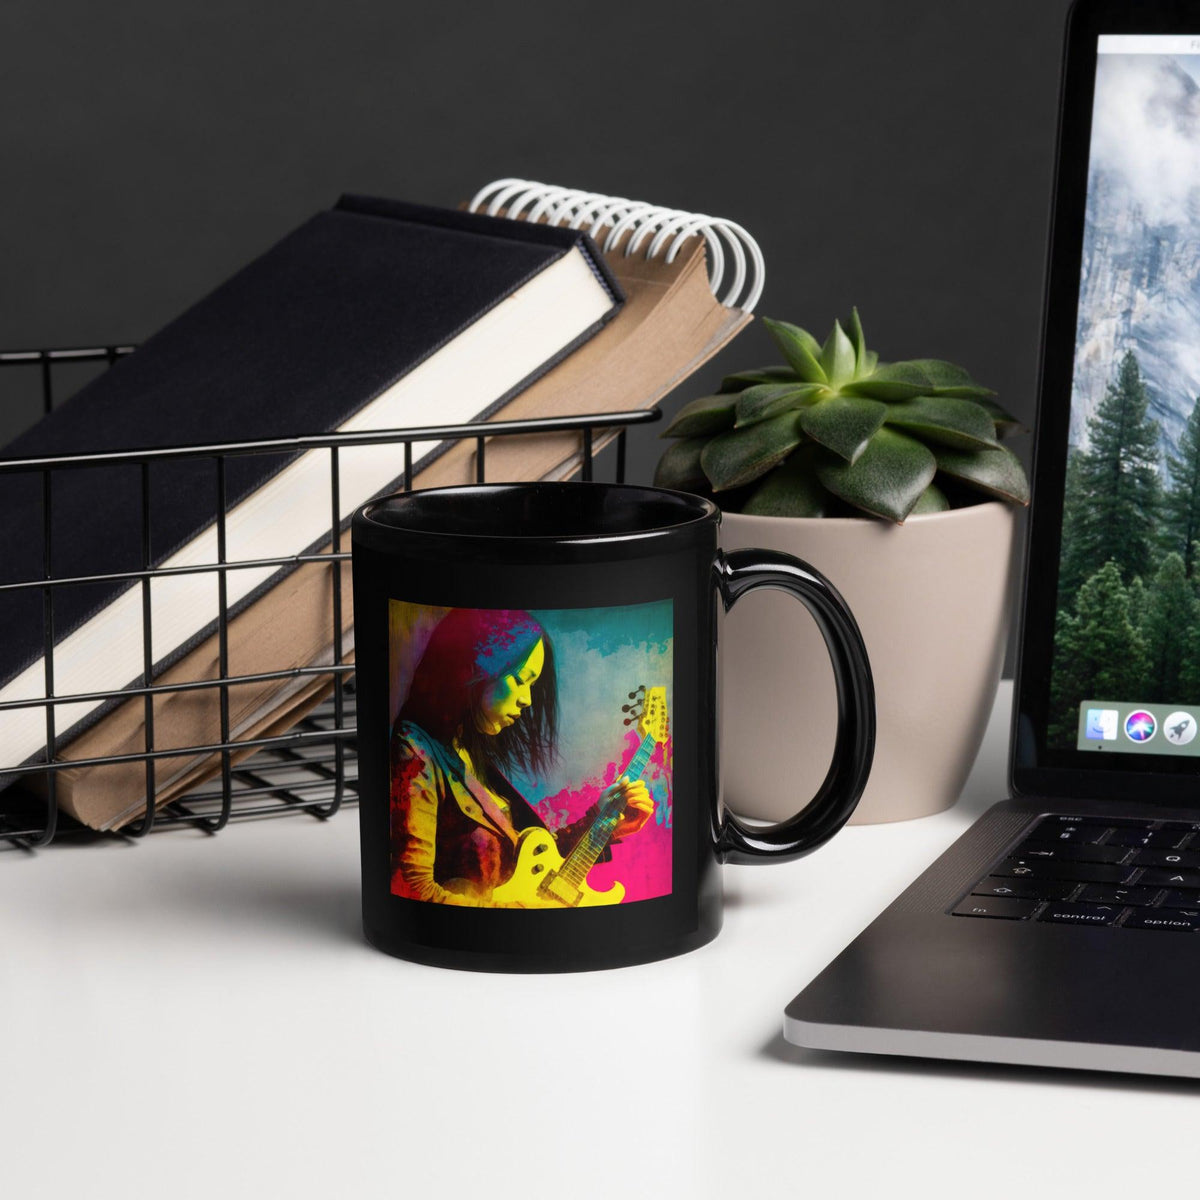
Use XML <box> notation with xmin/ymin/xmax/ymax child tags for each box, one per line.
<box><xmin>490</xmin><ymin>685</ymin><xmax>669</xmax><ymax>909</ymax></box>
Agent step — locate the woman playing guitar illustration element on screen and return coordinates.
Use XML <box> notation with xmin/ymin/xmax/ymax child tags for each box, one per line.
<box><xmin>389</xmin><ymin>607</ymin><xmax>660</xmax><ymax>907</ymax></box>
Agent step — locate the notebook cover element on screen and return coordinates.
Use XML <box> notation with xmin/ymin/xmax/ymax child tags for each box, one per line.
<box><xmin>0</xmin><ymin>195</ymin><xmax>621</xmax><ymax>749</ymax></box>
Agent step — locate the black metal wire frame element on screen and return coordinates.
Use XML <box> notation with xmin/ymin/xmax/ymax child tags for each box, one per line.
<box><xmin>0</xmin><ymin>345</ymin><xmax>661</xmax><ymax>849</ymax></box>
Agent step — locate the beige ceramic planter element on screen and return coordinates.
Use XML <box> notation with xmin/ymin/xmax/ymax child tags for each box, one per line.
<box><xmin>719</xmin><ymin>502</ymin><xmax>1016</xmax><ymax>824</ymax></box>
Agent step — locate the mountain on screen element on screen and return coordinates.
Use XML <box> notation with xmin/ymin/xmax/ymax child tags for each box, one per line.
<box><xmin>1071</xmin><ymin>54</ymin><xmax>1200</xmax><ymax>469</ymax></box>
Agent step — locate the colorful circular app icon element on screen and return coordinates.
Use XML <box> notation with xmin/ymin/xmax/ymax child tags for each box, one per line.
<box><xmin>1164</xmin><ymin>712</ymin><xmax>1197</xmax><ymax>746</ymax></box>
<box><xmin>1124</xmin><ymin>710</ymin><xmax>1157</xmax><ymax>743</ymax></box>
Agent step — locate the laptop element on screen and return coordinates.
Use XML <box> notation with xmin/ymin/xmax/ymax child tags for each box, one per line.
<box><xmin>784</xmin><ymin>0</ymin><xmax>1200</xmax><ymax>1078</ymax></box>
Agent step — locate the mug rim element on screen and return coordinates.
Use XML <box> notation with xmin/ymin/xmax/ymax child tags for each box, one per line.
<box><xmin>353</xmin><ymin>481</ymin><xmax>720</xmax><ymax>545</ymax></box>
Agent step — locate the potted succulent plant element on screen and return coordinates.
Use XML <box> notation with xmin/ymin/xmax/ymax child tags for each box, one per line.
<box><xmin>655</xmin><ymin>311</ymin><xmax>1029</xmax><ymax>823</ymax></box>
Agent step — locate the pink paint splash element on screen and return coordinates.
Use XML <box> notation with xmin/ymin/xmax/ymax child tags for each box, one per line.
<box><xmin>535</xmin><ymin>728</ymin><xmax>673</xmax><ymax>903</ymax></box>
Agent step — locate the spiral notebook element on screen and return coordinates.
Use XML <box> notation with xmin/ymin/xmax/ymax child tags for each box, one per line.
<box><xmin>421</xmin><ymin>178</ymin><xmax>762</xmax><ymax>487</ymax></box>
<box><xmin>30</xmin><ymin>180</ymin><xmax>763</xmax><ymax>830</ymax></box>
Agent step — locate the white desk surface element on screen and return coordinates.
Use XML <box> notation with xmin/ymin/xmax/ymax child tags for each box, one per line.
<box><xmin>4</xmin><ymin>679</ymin><xmax>1197</xmax><ymax>1200</ymax></box>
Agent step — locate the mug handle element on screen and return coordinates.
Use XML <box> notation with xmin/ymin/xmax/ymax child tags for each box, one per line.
<box><xmin>714</xmin><ymin>547</ymin><xmax>876</xmax><ymax>865</ymax></box>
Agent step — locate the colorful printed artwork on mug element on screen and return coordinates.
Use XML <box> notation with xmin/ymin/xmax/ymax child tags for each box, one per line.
<box><xmin>387</xmin><ymin>599</ymin><xmax>674</xmax><ymax>908</ymax></box>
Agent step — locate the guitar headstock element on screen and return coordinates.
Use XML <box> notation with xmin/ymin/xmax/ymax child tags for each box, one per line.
<box><xmin>622</xmin><ymin>684</ymin><xmax>669</xmax><ymax>744</ymax></box>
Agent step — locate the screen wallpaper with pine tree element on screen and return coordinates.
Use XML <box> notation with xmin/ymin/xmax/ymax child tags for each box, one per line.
<box><xmin>1050</xmin><ymin>41</ymin><xmax>1200</xmax><ymax>749</ymax></box>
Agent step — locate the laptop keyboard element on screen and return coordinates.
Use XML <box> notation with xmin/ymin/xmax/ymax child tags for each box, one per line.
<box><xmin>953</xmin><ymin>814</ymin><xmax>1200</xmax><ymax>930</ymax></box>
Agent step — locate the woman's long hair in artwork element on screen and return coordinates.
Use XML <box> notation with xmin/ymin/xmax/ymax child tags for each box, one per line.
<box><xmin>398</xmin><ymin>608</ymin><xmax>559</xmax><ymax>786</ymax></box>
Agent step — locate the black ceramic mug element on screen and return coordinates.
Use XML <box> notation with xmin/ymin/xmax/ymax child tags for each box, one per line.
<box><xmin>351</xmin><ymin>481</ymin><xmax>874</xmax><ymax>971</ymax></box>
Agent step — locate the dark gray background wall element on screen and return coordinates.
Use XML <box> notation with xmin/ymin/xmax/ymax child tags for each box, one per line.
<box><xmin>1</xmin><ymin>0</ymin><xmax>1073</xmax><ymax>483</ymax></box>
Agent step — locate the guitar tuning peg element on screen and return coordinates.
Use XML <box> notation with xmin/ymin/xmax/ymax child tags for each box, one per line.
<box><xmin>623</xmin><ymin>717</ymin><xmax>634</xmax><ymax>726</ymax></box>
<box><xmin>621</xmin><ymin>704</ymin><xmax>632</xmax><ymax>713</ymax></box>
<box><xmin>627</xmin><ymin>691</ymin><xmax>638</xmax><ymax>699</ymax></box>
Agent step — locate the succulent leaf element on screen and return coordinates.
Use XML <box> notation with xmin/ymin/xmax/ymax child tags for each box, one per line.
<box><xmin>735</xmin><ymin>383</ymin><xmax>825</xmax><ymax>427</ymax></box>
<box><xmin>927</xmin><ymin>383</ymin><xmax>996</xmax><ymax>400</ymax></box>
<box><xmin>660</xmin><ymin>393</ymin><xmax>737</xmax><ymax>438</ymax></box>
<box><xmin>900</xmin><ymin>358</ymin><xmax>974</xmax><ymax>387</ymax></box>
<box><xmin>652</xmin><ymin>436</ymin><xmax>710</xmax><ymax>491</ymax></box>
<box><xmin>904</xmin><ymin>358</ymin><xmax>996</xmax><ymax>399</ymax></box>
<box><xmin>934</xmin><ymin>443</ymin><xmax>1030</xmax><ymax>504</ymax></box>
<box><xmin>841</xmin><ymin>361</ymin><xmax>932</xmax><ymax>401</ymax></box>
<box><xmin>719</xmin><ymin>365</ymin><xmax>802</xmax><ymax>394</ymax></box>
<box><xmin>798</xmin><ymin>394</ymin><xmax>888</xmax><ymax>463</ymax></box>
<box><xmin>819</xmin><ymin>319</ymin><xmax>857</xmax><ymax>386</ymax></box>
<box><xmin>910</xmin><ymin>481</ymin><xmax>950</xmax><ymax>514</ymax></box>
<box><xmin>766</xmin><ymin>318</ymin><xmax>822</xmax><ymax>359</ymax></box>
<box><xmin>741</xmin><ymin>452</ymin><xmax>827</xmax><ymax>517</ymax></box>
<box><xmin>883</xmin><ymin>395</ymin><xmax>1000</xmax><ymax>450</ymax></box>
<box><xmin>814</xmin><ymin>427</ymin><xmax>937</xmax><ymax>522</ymax></box>
<box><xmin>848</xmin><ymin>308</ymin><xmax>867</xmax><ymax>374</ymax></box>
<box><xmin>700</xmin><ymin>411</ymin><xmax>804</xmax><ymax>491</ymax></box>
<box><xmin>974</xmin><ymin>397</ymin><xmax>1026</xmax><ymax>438</ymax></box>
<box><xmin>761</xmin><ymin>318</ymin><xmax>827</xmax><ymax>384</ymax></box>
<box><xmin>863</xmin><ymin>349</ymin><xmax>879</xmax><ymax>373</ymax></box>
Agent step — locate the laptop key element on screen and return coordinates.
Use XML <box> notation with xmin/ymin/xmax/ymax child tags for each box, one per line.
<box><xmin>1129</xmin><ymin>849</ymin><xmax>1200</xmax><ymax>869</ymax></box>
<box><xmin>1123</xmin><ymin>911</ymin><xmax>1200</xmax><ymax>932</ymax></box>
<box><xmin>1015</xmin><ymin>844</ymin><xmax>1130</xmax><ymax>864</ymax></box>
<box><xmin>1037</xmin><ymin>902</ymin><xmax>1123</xmax><ymax>926</ymax></box>
<box><xmin>972</xmin><ymin>877</ymin><xmax>1075</xmax><ymax>901</ymax></box>
<box><xmin>995</xmin><ymin>860</ymin><xmax>1135</xmax><ymax>884</ymax></box>
<box><xmin>1035</xmin><ymin>815</ymin><xmax>1147</xmax><ymax>829</ymax></box>
<box><xmin>1159</xmin><ymin>889</ymin><xmax>1200</xmax><ymax>909</ymax></box>
<box><xmin>1135</xmin><ymin>868</ymin><xmax>1200</xmax><ymax>888</ymax></box>
<box><xmin>1076</xmin><ymin>884</ymin><xmax>1159</xmax><ymax>906</ymax></box>
<box><xmin>1107</xmin><ymin>828</ymin><xmax>1190</xmax><ymax>849</ymax></box>
<box><xmin>1022</xmin><ymin>823</ymin><xmax>1111</xmax><ymax>845</ymax></box>
<box><xmin>952</xmin><ymin>897</ymin><xmax>1040</xmax><ymax>919</ymax></box>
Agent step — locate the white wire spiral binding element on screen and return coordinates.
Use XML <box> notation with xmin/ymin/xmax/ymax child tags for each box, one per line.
<box><xmin>466</xmin><ymin>178</ymin><xmax>764</xmax><ymax>311</ymax></box>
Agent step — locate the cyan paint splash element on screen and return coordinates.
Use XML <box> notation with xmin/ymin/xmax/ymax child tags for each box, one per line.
<box><xmin>531</xmin><ymin>600</ymin><xmax>672</xmax><ymax>658</ymax></box>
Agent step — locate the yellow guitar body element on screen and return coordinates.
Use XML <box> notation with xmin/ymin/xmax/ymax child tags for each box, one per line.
<box><xmin>490</xmin><ymin>685</ymin><xmax>666</xmax><ymax>909</ymax></box>
<box><xmin>490</xmin><ymin>827</ymin><xmax>626</xmax><ymax>909</ymax></box>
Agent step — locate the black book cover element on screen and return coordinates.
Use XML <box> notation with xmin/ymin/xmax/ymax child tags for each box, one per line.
<box><xmin>0</xmin><ymin>194</ymin><xmax>622</xmax><ymax>760</ymax></box>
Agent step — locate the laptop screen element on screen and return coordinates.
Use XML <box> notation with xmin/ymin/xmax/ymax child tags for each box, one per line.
<box><xmin>1047</xmin><ymin>33</ymin><xmax>1200</xmax><ymax>763</ymax></box>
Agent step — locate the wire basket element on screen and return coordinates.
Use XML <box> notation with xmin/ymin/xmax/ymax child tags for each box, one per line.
<box><xmin>0</xmin><ymin>344</ymin><xmax>659</xmax><ymax>849</ymax></box>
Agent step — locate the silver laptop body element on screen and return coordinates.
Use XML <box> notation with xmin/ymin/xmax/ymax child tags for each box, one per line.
<box><xmin>785</xmin><ymin>0</ymin><xmax>1200</xmax><ymax>1077</ymax></box>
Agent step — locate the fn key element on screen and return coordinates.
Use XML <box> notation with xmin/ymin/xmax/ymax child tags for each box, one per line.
<box><xmin>952</xmin><ymin>897</ymin><xmax>1039</xmax><ymax>920</ymax></box>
